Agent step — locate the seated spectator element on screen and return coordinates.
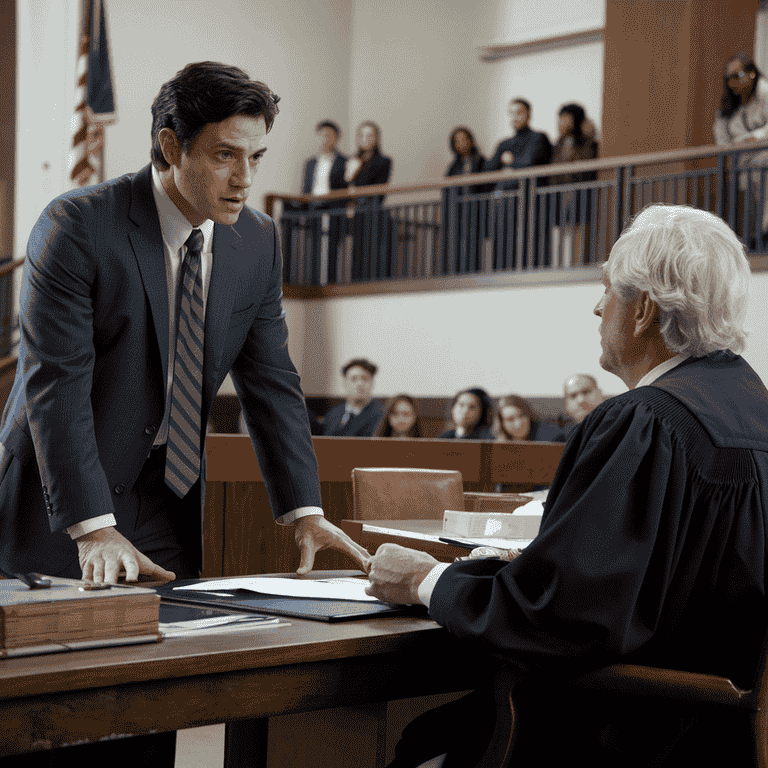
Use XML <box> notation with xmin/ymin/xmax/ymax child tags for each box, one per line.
<box><xmin>374</xmin><ymin>394</ymin><xmax>423</xmax><ymax>438</ymax></box>
<box><xmin>345</xmin><ymin>121</ymin><xmax>393</xmax><ymax>281</ymax></box>
<box><xmin>368</xmin><ymin>204</ymin><xmax>767</xmax><ymax>766</ymax></box>
<box><xmin>495</xmin><ymin>394</ymin><xmax>567</xmax><ymax>442</ymax></box>
<box><xmin>713</xmin><ymin>53</ymin><xmax>768</xmax><ymax>249</ymax></box>
<box><xmin>322</xmin><ymin>358</ymin><xmax>384</xmax><ymax>436</ymax></box>
<box><xmin>550</xmin><ymin>102</ymin><xmax>599</xmax><ymax>266</ymax></box>
<box><xmin>440</xmin><ymin>388</ymin><xmax>494</xmax><ymax>440</ymax></box>
<box><xmin>562</xmin><ymin>372</ymin><xmax>605</xmax><ymax>426</ymax></box>
<box><xmin>442</xmin><ymin>126</ymin><xmax>487</xmax><ymax>274</ymax></box>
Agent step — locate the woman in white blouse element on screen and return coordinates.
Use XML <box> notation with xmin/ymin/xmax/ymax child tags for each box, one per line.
<box><xmin>713</xmin><ymin>53</ymin><xmax>768</xmax><ymax>248</ymax></box>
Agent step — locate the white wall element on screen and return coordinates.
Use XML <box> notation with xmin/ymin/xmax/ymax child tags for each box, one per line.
<box><xmin>346</xmin><ymin>0</ymin><xmax>604</xmax><ymax>185</ymax></box>
<box><xmin>15</xmin><ymin>0</ymin><xmax>355</xmax><ymax>262</ymax></box>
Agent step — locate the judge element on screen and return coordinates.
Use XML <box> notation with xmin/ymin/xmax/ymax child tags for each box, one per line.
<box><xmin>367</xmin><ymin>205</ymin><xmax>768</xmax><ymax>767</ymax></box>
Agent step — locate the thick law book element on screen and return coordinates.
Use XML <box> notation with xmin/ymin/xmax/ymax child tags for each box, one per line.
<box><xmin>0</xmin><ymin>576</ymin><xmax>160</xmax><ymax>657</ymax></box>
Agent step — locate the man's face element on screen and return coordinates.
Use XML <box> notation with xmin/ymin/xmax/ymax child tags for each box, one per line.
<box><xmin>509</xmin><ymin>101</ymin><xmax>530</xmax><ymax>133</ymax></box>
<box><xmin>165</xmin><ymin>114</ymin><xmax>268</xmax><ymax>226</ymax></box>
<box><xmin>563</xmin><ymin>375</ymin><xmax>604</xmax><ymax>424</ymax></box>
<box><xmin>318</xmin><ymin>126</ymin><xmax>338</xmax><ymax>154</ymax></box>
<box><xmin>344</xmin><ymin>366</ymin><xmax>374</xmax><ymax>403</ymax></box>
<box><xmin>357</xmin><ymin>124</ymin><xmax>377</xmax><ymax>152</ymax></box>
<box><xmin>593</xmin><ymin>273</ymin><xmax>640</xmax><ymax>384</ymax></box>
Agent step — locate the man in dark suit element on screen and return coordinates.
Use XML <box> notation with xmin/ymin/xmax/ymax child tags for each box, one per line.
<box><xmin>0</xmin><ymin>61</ymin><xmax>370</xmax><ymax>589</ymax></box>
<box><xmin>283</xmin><ymin>120</ymin><xmax>347</xmax><ymax>284</ymax></box>
<box><xmin>322</xmin><ymin>358</ymin><xmax>384</xmax><ymax>436</ymax></box>
<box><xmin>485</xmin><ymin>98</ymin><xmax>552</xmax><ymax>269</ymax></box>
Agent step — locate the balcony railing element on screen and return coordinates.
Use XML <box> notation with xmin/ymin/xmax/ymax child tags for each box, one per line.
<box><xmin>266</xmin><ymin>141</ymin><xmax>768</xmax><ymax>293</ymax></box>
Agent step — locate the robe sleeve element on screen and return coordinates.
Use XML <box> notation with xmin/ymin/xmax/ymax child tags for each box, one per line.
<box><xmin>429</xmin><ymin>397</ymin><xmax>681</xmax><ymax>672</ymax></box>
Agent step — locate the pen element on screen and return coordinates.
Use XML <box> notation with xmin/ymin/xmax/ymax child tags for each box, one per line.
<box><xmin>438</xmin><ymin>537</ymin><xmax>484</xmax><ymax>550</ymax></box>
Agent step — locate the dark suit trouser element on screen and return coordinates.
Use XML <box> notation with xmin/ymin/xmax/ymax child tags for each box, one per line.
<box><xmin>0</xmin><ymin>444</ymin><xmax>199</xmax><ymax>768</ymax></box>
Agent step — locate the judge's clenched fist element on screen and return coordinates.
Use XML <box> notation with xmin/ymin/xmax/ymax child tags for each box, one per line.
<box><xmin>364</xmin><ymin>543</ymin><xmax>440</xmax><ymax>605</ymax></box>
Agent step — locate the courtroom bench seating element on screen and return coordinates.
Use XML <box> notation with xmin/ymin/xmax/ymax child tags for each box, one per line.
<box><xmin>209</xmin><ymin>393</ymin><xmax>574</xmax><ymax>438</ymax></box>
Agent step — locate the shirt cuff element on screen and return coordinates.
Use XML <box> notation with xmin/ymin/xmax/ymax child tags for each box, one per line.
<box><xmin>417</xmin><ymin>562</ymin><xmax>453</xmax><ymax>609</ymax></box>
<box><xmin>277</xmin><ymin>506</ymin><xmax>325</xmax><ymax>525</ymax></box>
<box><xmin>66</xmin><ymin>514</ymin><xmax>117</xmax><ymax>540</ymax></box>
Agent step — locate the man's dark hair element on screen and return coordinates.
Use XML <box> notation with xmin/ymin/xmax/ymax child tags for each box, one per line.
<box><xmin>316</xmin><ymin>120</ymin><xmax>341</xmax><ymax>136</ymax></box>
<box><xmin>342</xmin><ymin>358</ymin><xmax>378</xmax><ymax>377</ymax></box>
<box><xmin>151</xmin><ymin>61</ymin><xmax>281</xmax><ymax>170</ymax></box>
<box><xmin>512</xmin><ymin>98</ymin><xmax>532</xmax><ymax>116</ymax></box>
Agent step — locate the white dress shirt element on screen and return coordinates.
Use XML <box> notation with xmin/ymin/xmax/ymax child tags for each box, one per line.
<box><xmin>417</xmin><ymin>354</ymin><xmax>691</xmax><ymax>608</ymax></box>
<box><xmin>311</xmin><ymin>153</ymin><xmax>335</xmax><ymax>196</ymax></box>
<box><xmin>68</xmin><ymin>168</ymin><xmax>321</xmax><ymax>539</ymax></box>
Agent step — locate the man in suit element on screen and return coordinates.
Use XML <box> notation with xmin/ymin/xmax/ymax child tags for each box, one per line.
<box><xmin>0</xmin><ymin>61</ymin><xmax>370</xmax><ymax>589</ymax></box>
<box><xmin>322</xmin><ymin>358</ymin><xmax>384</xmax><ymax>436</ymax></box>
<box><xmin>485</xmin><ymin>98</ymin><xmax>552</xmax><ymax>269</ymax></box>
<box><xmin>562</xmin><ymin>372</ymin><xmax>605</xmax><ymax>426</ymax></box>
<box><xmin>283</xmin><ymin>120</ymin><xmax>347</xmax><ymax>284</ymax></box>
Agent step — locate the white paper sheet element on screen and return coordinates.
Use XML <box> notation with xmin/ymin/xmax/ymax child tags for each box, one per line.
<box><xmin>174</xmin><ymin>576</ymin><xmax>380</xmax><ymax>602</ymax></box>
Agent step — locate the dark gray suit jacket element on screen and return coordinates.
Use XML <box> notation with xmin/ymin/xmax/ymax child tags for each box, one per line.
<box><xmin>0</xmin><ymin>164</ymin><xmax>321</xmax><ymax>573</ymax></box>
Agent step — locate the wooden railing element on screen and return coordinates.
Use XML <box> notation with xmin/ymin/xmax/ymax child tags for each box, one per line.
<box><xmin>266</xmin><ymin>140</ymin><xmax>768</xmax><ymax>298</ymax></box>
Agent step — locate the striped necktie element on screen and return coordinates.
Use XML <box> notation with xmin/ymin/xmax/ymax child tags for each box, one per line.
<box><xmin>165</xmin><ymin>228</ymin><xmax>205</xmax><ymax>497</ymax></box>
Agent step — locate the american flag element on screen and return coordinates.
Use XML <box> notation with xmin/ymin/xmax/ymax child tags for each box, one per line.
<box><xmin>69</xmin><ymin>0</ymin><xmax>116</xmax><ymax>187</ymax></box>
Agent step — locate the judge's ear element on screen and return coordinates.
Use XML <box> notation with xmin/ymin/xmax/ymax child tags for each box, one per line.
<box><xmin>158</xmin><ymin>128</ymin><xmax>182</xmax><ymax>169</ymax></box>
<box><xmin>633</xmin><ymin>292</ymin><xmax>661</xmax><ymax>337</ymax></box>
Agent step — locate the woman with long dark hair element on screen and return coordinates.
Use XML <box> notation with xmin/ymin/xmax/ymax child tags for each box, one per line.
<box><xmin>442</xmin><ymin>126</ymin><xmax>487</xmax><ymax>274</ymax></box>
<box><xmin>550</xmin><ymin>103</ymin><xmax>598</xmax><ymax>265</ymax></box>
<box><xmin>344</xmin><ymin>121</ymin><xmax>393</xmax><ymax>281</ymax></box>
<box><xmin>374</xmin><ymin>394</ymin><xmax>423</xmax><ymax>438</ymax></box>
<box><xmin>440</xmin><ymin>387</ymin><xmax>494</xmax><ymax>440</ymax></box>
<box><xmin>713</xmin><ymin>54</ymin><xmax>768</xmax><ymax>248</ymax></box>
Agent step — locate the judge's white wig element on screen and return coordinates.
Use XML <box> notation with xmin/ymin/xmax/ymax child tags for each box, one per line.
<box><xmin>605</xmin><ymin>205</ymin><xmax>750</xmax><ymax>356</ymax></box>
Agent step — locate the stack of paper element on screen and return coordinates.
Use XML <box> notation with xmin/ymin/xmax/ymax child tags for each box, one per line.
<box><xmin>0</xmin><ymin>577</ymin><xmax>160</xmax><ymax>656</ymax></box>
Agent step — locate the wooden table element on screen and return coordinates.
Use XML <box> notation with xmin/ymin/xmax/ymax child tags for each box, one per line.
<box><xmin>0</xmin><ymin>572</ymin><xmax>491</xmax><ymax>768</ymax></box>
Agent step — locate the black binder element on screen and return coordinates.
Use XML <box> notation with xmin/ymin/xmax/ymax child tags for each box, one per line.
<box><xmin>154</xmin><ymin>578</ymin><xmax>423</xmax><ymax>622</ymax></box>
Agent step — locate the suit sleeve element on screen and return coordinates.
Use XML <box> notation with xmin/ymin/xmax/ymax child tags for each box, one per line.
<box><xmin>230</xmin><ymin>220</ymin><xmax>322</xmax><ymax>518</ymax></box>
<box><xmin>429</xmin><ymin>400</ymin><xmax>679</xmax><ymax>673</ymax></box>
<box><xmin>21</xmin><ymin>198</ymin><xmax>116</xmax><ymax>531</ymax></box>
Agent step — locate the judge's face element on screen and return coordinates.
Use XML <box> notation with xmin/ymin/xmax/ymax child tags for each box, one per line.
<box><xmin>161</xmin><ymin>115</ymin><xmax>267</xmax><ymax>227</ymax></box>
<box><xmin>389</xmin><ymin>400</ymin><xmax>416</xmax><ymax>436</ymax></box>
<box><xmin>344</xmin><ymin>366</ymin><xmax>374</xmax><ymax>403</ymax></box>
<box><xmin>564</xmin><ymin>376</ymin><xmax>603</xmax><ymax>423</ymax></box>
<box><xmin>452</xmin><ymin>393</ymin><xmax>482</xmax><ymax>430</ymax></box>
<box><xmin>594</xmin><ymin>274</ymin><xmax>640</xmax><ymax>381</ymax></box>
<box><xmin>501</xmin><ymin>406</ymin><xmax>530</xmax><ymax>440</ymax></box>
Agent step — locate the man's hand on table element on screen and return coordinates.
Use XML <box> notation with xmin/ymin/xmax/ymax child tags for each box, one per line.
<box><xmin>295</xmin><ymin>515</ymin><xmax>372</xmax><ymax>575</ymax></box>
<box><xmin>365</xmin><ymin>543</ymin><xmax>440</xmax><ymax>605</ymax></box>
<box><xmin>76</xmin><ymin>527</ymin><xmax>176</xmax><ymax>584</ymax></box>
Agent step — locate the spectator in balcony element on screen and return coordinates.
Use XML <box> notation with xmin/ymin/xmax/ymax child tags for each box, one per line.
<box><xmin>495</xmin><ymin>394</ymin><xmax>567</xmax><ymax>443</ymax></box>
<box><xmin>550</xmin><ymin>103</ymin><xmax>599</xmax><ymax>266</ymax></box>
<box><xmin>294</xmin><ymin>120</ymin><xmax>347</xmax><ymax>284</ymax></box>
<box><xmin>374</xmin><ymin>394</ymin><xmax>423</xmax><ymax>438</ymax></box>
<box><xmin>322</xmin><ymin>358</ymin><xmax>384</xmax><ymax>437</ymax></box>
<box><xmin>442</xmin><ymin>126</ymin><xmax>488</xmax><ymax>274</ymax></box>
<box><xmin>344</xmin><ymin>121</ymin><xmax>393</xmax><ymax>281</ymax></box>
<box><xmin>440</xmin><ymin>387</ymin><xmax>494</xmax><ymax>440</ymax></box>
<box><xmin>713</xmin><ymin>53</ymin><xmax>768</xmax><ymax>249</ymax></box>
<box><xmin>485</xmin><ymin>98</ymin><xmax>552</xmax><ymax>269</ymax></box>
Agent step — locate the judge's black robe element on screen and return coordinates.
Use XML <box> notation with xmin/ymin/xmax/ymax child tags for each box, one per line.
<box><xmin>402</xmin><ymin>352</ymin><xmax>768</xmax><ymax>766</ymax></box>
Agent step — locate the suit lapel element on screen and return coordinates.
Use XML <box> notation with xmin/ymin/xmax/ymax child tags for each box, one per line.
<box><xmin>204</xmin><ymin>222</ymin><xmax>241</xmax><ymax>396</ymax></box>
<box><xmin>127</xmin><ymin>165</ymin><xmax>170</xmax><ymax>389</ymax></box>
